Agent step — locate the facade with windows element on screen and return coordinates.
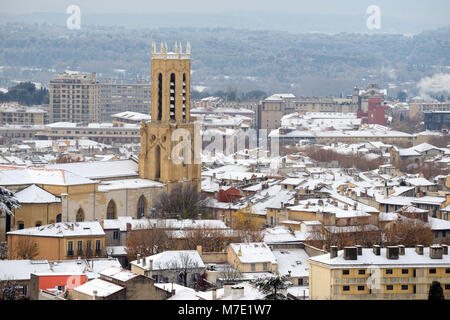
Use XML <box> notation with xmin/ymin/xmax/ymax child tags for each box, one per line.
<box><xmin>7</xmin><ymin>221</ymin><xmax>105</xmax><ymax>260</ymax></box>
<box><xmin>309</xmin><ymin>245</ymin><xmax>450</xmax><ymax>300</ymax></box>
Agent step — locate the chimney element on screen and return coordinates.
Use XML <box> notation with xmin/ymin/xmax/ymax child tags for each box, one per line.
<box><xmin>386</xmin><ymin>246</ymin><xmax>399</xmax><ymax>259</ymax></box>
<box><xmin>231</xmin><ymin>286</ymin><xmax>244</xmax><ymax>300</ymax></box>
<box><xmin>238</xmin><ymin>247</ymin><xmax>242</xmax><ymax>256</ymax></box>
<box><xmin>197</xmin><ymin>245</ymin><xmax>203</xmax><ymax>256</ymax></box>
<box><xmin>373</xmin><ymin>245</ymin><xmax>380</xmax><ymax>256</ymax></box>
<box><xmin>142</xmin><ymin>257</ymin><xmax>146</xmax><ymax>267</ymax></box>
<box><xmin>126</xmin><ymin>223</ymin><xmax>132</xmax><ymax>232</ymax></box>
<box><xmin>223</xmin><ymin>283</ymin><xmax>233</xmax><ymax>297</ymax></box>
<box><xmin>343</xmin><ymin>247</ymin><xmax>357</xmax><ymax>260</ymax></box>
<box><xmin>137</xmin><ymin>254</ymin><xmax>141</xmax><ymax>264</ymax></box>
<box><xmin>148</xmin><ymin>259</ymin><xmax>153</xmax><ymax>270</ymax></box>
<box><xmin>441</xmin><ymin>244</ymin><xmax>448</xmax><ymax>255</ymax></box>
<box><xmin>212</xmin><ymin>288</ymin><xmax>217</xmax><ymax>300</ymax></box>
<box><xmin>355</xmin><ymin>245</ymin><xmax>362</xmax><ymax>256</ymax></box>
<box><xmin>429</xmin><ymin>245</ymin><xmax>443</xmax><ymax>259</ymax></box>
<box><xmin>344</xmin><ymin>204</ymin><xmax>348</xmax><ymax>211</ymax></box>
<box><xmin>93</xmin><ymin>290</ymin><xmax>97</xmax><ymax>300</ymax></box>
<box><xmin>398</xmin><ymin>245</ymin><xmax>405</xmax><ymax>255</ymax></box>
<box><xmin>330</xmin><ymin>246</ymin><xmax>338</xmax><ymax>258</ymax></box>
<box><xmin>415</xmin><ymin>245</ymin><xmax>424</xmax><ymax>255</ymax></box>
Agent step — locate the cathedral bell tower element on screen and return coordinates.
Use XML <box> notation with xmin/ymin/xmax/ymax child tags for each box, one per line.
<box><xmin>138</xmin><ymin>42</ymin><xmax>201</xmax><ymax>189</ymax></box>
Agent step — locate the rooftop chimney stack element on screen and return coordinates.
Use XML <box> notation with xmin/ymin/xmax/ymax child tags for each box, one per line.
<box><xmin>231</xmin><ymin>286</ymin><xmax>245</xmax><ymax>300</ymax></box>
<box><xmin>355</xmin><ymin>245</ymin><xmax>362</xmax><ymax>256</ymax></box>
<box><xmin>373</xmin><ymin>245</ymin><xmax>380</xmax><ymax>256</ymax></box>
<box><xmin>441</xmin><ymin>244</ymin><xmax>448</xmax><ymax>255</ymax></box>
<box><xmin>430</xmin><ymin>245</ymin><xmax>443</xmax><ymax>259</ymax></box>
<box><xmin>330</xmin><ymin>246</ymin><xmax>338</xmax><ymax>259</ymax></box>
<box><xmin>212</xmin><ymin>288</ymin><xmax>217</xmax><ymax>300</ymax></box>
<box><xmin>398</xmin><ymin>245</ymin><xmax>405</xmax><ymax>255</ymax></box>
<box><xmin>343</xmin><ymin>247</ymin><xmax>358</xmax><ymax>260</ymax></box>
<box><xmin>137</xmin><ymin>254</ymin><xmax>141</xmax><ymax>264</ymax></box>
<box><xmin>386</xmin><ymin>246</ymin><xmax>399</xmax><ymax>260</ymax></box>
<box><xmin>149</xmin><ymin>259</ymin><xmax>153</xmax><ymax>270</ymax></box>
<box><xmin>415</xmin><ymin>245</ymin><xmax>424</xmax><ymax>255</ymax></box>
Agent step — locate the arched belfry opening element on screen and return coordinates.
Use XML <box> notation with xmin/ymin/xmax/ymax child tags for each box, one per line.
<box><xmin>158</xmin><ymin>73</ymin><xmax>163</xmax><ymax>121</ymax></box>
<box><xmin>170</xmin><ymin>73</ymin><xmax>176</xmax><ymax>120</ymax></box>
<box><xmin>155</xmin><ymin>145</ymin><xmax>161</xmax><ymax>179</ymax></box>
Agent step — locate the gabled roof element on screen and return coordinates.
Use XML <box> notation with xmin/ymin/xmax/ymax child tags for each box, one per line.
<box><xmin>14</xmin><ymin>184</ymin><xmax>61</xmax><ymax>204</ymax></box>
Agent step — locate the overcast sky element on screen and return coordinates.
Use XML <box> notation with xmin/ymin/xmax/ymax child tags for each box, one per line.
<box><xmin>1</xmin><ymin>0</ymin><xmax>449</xmax><ymax>16</ymax></box>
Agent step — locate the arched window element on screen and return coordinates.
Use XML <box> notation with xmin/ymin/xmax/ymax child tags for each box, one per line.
<box><xmin>35</xmin><ymin>221</ymin><xmax>42</xmax><ymax>227</ymax></box>
<box><xmin>76</xmin><ymin>208</ymin><xmax>84</xmax><ymax>222</ymax></box>
<box><xmin>158</xmin><ymin>73</ymin><xmax>163</xmax><ymax>121</ymax></box>
<box><xmin>137</xmin><ymin>196</ymin><xmax>146</xmax><ymax>219</ymax></box>
<box><xmin>107</xmin><ymin>200</ymin><xmax>116</xmax><ymax>219</ymax></box>
<box><xmin>170</xmin><ymin>73</ymin><xmax>176</xmax><ymax>120</ymax></box>
<box><xmin>18</xmin><ymin>221</ymin><xmax>24</xmax><ymax>230</ymax></box>
<box><xmin>155</xmin><ymin>145</ymin><xmax>161</xmax><ymax>179</ymax></box>
<box><xmin>56</xmin><ymin>214</ymin><xmax>62</xmax><ymax>223</ymax></box>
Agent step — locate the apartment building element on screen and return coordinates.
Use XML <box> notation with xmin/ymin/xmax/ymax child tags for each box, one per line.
<box><xmin>0</xmin><ymin>103</ymin><xmax>47</xmax><ymax>125</ymax></box>
<box><xmin>98</xmin><ymin>81</ymin><xmax>151</xmax><ymax>122</ymax></box>
<box><xmin>308</xmin><ymin>245</ymin><xmax>450</xmax><ymax>300</ymax></box>
<box><xmin>49</xmin><ymin>72</ymin><xmax>99</xmax><ymax>123</ymax></box>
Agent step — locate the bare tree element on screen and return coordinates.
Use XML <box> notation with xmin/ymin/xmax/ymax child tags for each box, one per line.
<box><xmin>0</xmin><ymin>278</ymin><xmax>24</xmax><ymax>300</ymax></box>
<box><xmin>125</xmin><ymin>220</ymin><xmax>171</xmax><ymax>262</ymax></box>
<box><xmin>162</xmin><ymin>252</ymin><xmax>202</xmax><ymax>288</ymax></box>
<box><xmin>10</xmin><ymin>236</ymin><xmax>39</xmax><ymax>260</ymax></box>
<box><xmin>383</xmin><ymin>217</ymin><xmax>433</xmax><ymax>247</ymax></box>
<box><xmin>154</xmin><ymin>183</ymin><xmax>208</xmax><ymax>219</ymax></box>
<box><xmin>219</xmin><ymin>264</ymin><xmax>242</xmax><ymax>284</ymax></box>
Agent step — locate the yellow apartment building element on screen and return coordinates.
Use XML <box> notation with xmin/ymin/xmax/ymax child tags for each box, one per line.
<box><xmin>308</xmin><ymin>244</ymin><xmax>450</xmax><ymax>300</ymax></box>
<box><xmin>7</xmin><ymin>221</ymin><xmax>105</xmax><ymax>261</ymax></box>
<box><xmin>227</xmin><ymin>242</ymin><xmax>278</xmax><ymax>274</ymax></box>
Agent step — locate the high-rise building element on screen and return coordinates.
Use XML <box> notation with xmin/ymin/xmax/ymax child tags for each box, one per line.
<box><xmin>49</xmin><ymin>72</ymin><xmax>99</xmax><ymax>123</ymax></box>
<box><xmin>138</xmin><ymin>42</ymin><xmax>201</xmax><ymax>189</ymax></box>
<box><xmin>98</xmin><ymin>81</ymin><xmax>151</xmax><ymax>122</ymax></box>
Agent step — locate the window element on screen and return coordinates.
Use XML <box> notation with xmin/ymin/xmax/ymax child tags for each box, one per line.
<box><xmin>251</xmin><ymin>263</ymin><xmax>256</xmax><ymax>272</ymax></box>
<box><xmin>67</xmin><ymin>241</ymin><xmax>74</xmax><ymax>256</ymax></box>
<box><xmin>77</xmin><ymin>241</ymin><xmax>82</xmax><ymax>253</ymax></box>
<box><xmin>429</xmin><ymin>268</ymin><xmax>436</xmax><ymax>274</ymax></box>
<box><xmin>446</xmin><ymin>268</ymin><xmax>450</xmax><ymax>274</ymax></box>
<box><xmin>358</xmin><ymin>270</ymin><xmax>365</xmax><ymax>275</ymax></box>
<box><xmin>386</xmin><ymin>285</ymin><xmax>393</xmax><ymax>291</ymax></box>
<box><xmin>357</xmin><ymin>286</ymin><xmax>365</xmax><ymax>291</ymax></box>
<box><xmin>445</xmin><ymin>284</ymin><xmax>450</xmax><ymax>290</ymax></box>
<box><xmin>263</xmin><ymin>263</ymin><xmax>268</xmax><ymax>271</ymax></box>
<box><xmin>401</xmin><ymin>285</ymin><xmax>408</xmax><ymax>290</ymax></box>
<box><xmin>298</xmin><ymin>278</ymin><xmax>303</xmax><ymax>286</ymax></box>
<box><xmin>137</xmin><ymin>196</ymin><xmax>146</xmax><ymax>219</ymax></box>
<box><xmin>18</xmin><ymin>222</ymin><xmax>24</xmax><ymax>230</ymax></box>
<box><xmin>342</xmin><ymin>270</ymin><xmax>349</xmax><ymax>275</ymax></box>
<box><xmin>343</xmin><ymin>286</ymin><xmax>350</xmax><ymax>291</ymax></box>
<box><xmin>35</xmin><ymin>221</ymin><xmax>42</xmax><ymax>227</ymax></box>
<box><xmin>402</xmin><ymin>269</ymin><xmax>409</xmax><ymax>274</ymax></box>
<box><xmin>56</xmin><ymin>214</ymin><xmax>62</xmax><ymax>223</ymax></box>
<box><xmin>76</xmin><ymin>208</ymin><xmax>84</xmax><ymax>222</ymax></box>
<box><xmin>386</xmin><ymin>269</ymin><xmax>393</xmax><ymax>275</ymax></box>
<box><xmin>95</xmin><ymin>240</ymin><xmax>101</xmax><ymax>253</ymax></box>
<box><xmin>113</xmin><ymin>231</ymin><xmax>119</xmax><ymax>240</ymax></box>
<box><xmin>107</xmin><ymin>200</ymin><xmax>116</xmax><ymax>219</ymax></box>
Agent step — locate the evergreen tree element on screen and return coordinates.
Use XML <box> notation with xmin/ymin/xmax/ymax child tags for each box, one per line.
<box><xmin>251</xmin><ymin>275</ymin><xmax>291</xmax><ymax>300</ymax></box>
<box><xmin>0</xmin><ymin>186</ymin><xmax>20</xmax><ymax>217</ymax></box>
<box><xmin>428</xmin><ymin>281</ymin><xmax>444</xmax><ymax>300</ymax></box>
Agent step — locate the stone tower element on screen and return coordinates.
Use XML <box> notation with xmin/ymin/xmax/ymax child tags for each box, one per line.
<box><xmin>138</xmin><ymin>42</ymin><xmax>201</xmax><ymax>189</ymax></box>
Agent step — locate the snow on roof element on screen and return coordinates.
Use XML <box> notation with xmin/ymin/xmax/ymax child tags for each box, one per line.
<box><xmin>0</xmin><ymin>260</ymin><xmax>50</xmax><ymax>281</ymax></box>
<box><xmin>131</xmin><ymin>250</ymin><xmax>205</xmax><ymax>271</ymax></box>
<box><xmin>0</xmin><ymin>166</ymin><xmax>95</xmax><ymax>186</ymax></box>
<box><xmin>428</xmin><ymin>217</ymin><xmax>450</xmax><ymax>231</ymax></box>
<box><xmin>99</xmin><ymin>266</ymin><xmax>139</xmax><ymax>282</ymax></box>
<box><xmin>7</xmin><ymin>221</ymin><xmax>105</xmax><ymax>238</ymax></box>
<box><xmin>14</xmin><ymin>184</ymin><xmax>61</xmax><ymax>203</ymax></box>
<box><xmin>272</xmin><ymin>249</ymin><xmax>310</xmax><ymax>278</ymax></box>
<box><xmin>263</xmin><ymin>226</ymin><xmax>305</xmax><ymax>244</ymax></box>
<box><xmin>411</xmin><ymin>196</ymin><xmax>445</xmax><ymax>205</ymax></box>
<box><xmin>281</xmin><ymin>178</ymin><xmax>304</xmax><ymax>185</ymax></box>
<box><xmin>45</xmin><ymin>159</ymin><xmax>139</xmax><ymax>180</ymax></box>
<box><xmin>405</xmin><ymin>177</ymin><xmax>435</xmax><ymax>186</ymax></box>
<box><xmin>73</xmin><ymin>278</ymin><xmax>124</xmax><ymax>297</ymax></box>
<box><xmin>98</xmin><ymin>178</ymin><xmax>164</xmax><ymax>191</ymax></box>
<box><xmin>111</xmin><ymin>111</ymin><xmax>151</xmax><ymax>121</ymax></box>
<box><xmin>308</xmin><ymin>247</ymin><xmax>450</xmax><ymax>268</ymax></box>
<box><xmin>230</xmin><ymin>242</ymin><xmax>277</xmax><ymax>264</ymax></box>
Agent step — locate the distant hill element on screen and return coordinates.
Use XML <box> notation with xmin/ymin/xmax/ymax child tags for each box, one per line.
<box><xmin>0</xmin><ymin>23</ymin><xmax>449</xmax><ymax>97</ymax></box>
